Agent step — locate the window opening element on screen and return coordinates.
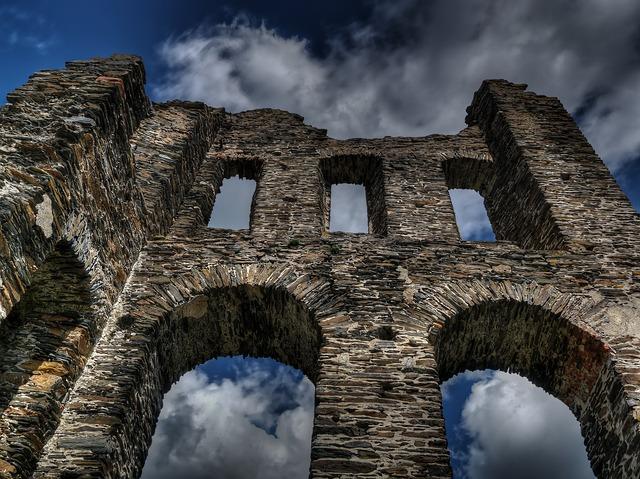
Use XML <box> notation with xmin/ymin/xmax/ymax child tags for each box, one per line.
<box><xmin>320</xmin><ymin>155</ymin><xmax>387</xmax><ymax>235</ymax></box>
<box><xmin>329</xmin><ymin>183</ymin><xmax>368</xmax><ymax>233</ymax></box>
<box><xmin>448</xmin><ymin>189</ymin><xmax>496</xmax><ymax>241</ymax></box>
<box><xmin>208</xmin><ymin>175</ymin><xmax>257</xmax><ymax>230</ymax></box>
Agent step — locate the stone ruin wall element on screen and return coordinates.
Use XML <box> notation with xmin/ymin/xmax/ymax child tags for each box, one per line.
<box><xmin>0</xmin><ymin>55</ymin><xmax>638</xmax><ymax>478</ymax></box>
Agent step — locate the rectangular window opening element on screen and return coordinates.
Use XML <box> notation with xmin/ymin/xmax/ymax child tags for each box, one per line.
<box><xmin>208</xmin><ymin>175</ymin><xmax>256</xmax><ymax>230</ymax></box>
<box><xmin>449</xmin><ymin>188</ymin><xmax>496</xmax><ymax>241</ymax></box>
<box><xmin>207</xmin><ymin>159</ymin><xmax>261</xmax><ymax>230</ymax></box>
<box><xmin>329</xmin><ymin>183</ymin><xmax>368</xmax><ymax>233</ymax></box>
<box><xmin>321</xmin><ymin>156</ymin><xmax>387</xmax><ymax>236</ymax></box>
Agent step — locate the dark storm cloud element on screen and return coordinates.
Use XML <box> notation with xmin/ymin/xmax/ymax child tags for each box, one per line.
<box><xmin>154</xmin><ymin>0</ymin><xmax>640</xmax><ymax>174</ymax></box>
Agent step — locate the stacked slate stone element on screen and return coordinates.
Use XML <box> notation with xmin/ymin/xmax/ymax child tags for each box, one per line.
<box><xmin>0</xmin><ymin>55</ymin><xmax>637</xmax><ymax>479</ymax></box>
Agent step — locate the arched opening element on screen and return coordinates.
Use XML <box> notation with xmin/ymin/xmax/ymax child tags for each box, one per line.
<box><xmin>0</xmin><ymin>242</ymin><xmax>95</xmax><ymax>477</ymax></box>
<box><xmin>433</xmin><ymin>299</ymin><xmax>625</xmax><ymax>478</ymax></box>
<box><xmin>134</xmin><ymin>284</ymin><xmax>322</xmax><ymax>479</ymax></box>
<box><xmin>441</xmin><ymin>370</ymin><xmax>594</xmax><ymax>478</ymax></box>
<box><xmin>141</xmin><ymin>356</ymin><xmax>314</xmax><ymax>479</ymax></box>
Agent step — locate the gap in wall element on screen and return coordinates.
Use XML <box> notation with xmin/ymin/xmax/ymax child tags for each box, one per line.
<box><xmin>208</xmin><ymin>176</ymin><xmax>257</xmax><ymax>229</ymax></box>
<box><xmin>329</xmin><ymin>183</ymin><xmax>368</xmax><ymax>233</ymax></box>
<box><xmin>448</xmin><ymin>189</ymin><xmax>496</xmax><ymax>241</ymax></box>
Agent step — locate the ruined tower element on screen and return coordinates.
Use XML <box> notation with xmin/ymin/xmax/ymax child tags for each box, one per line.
<box><xmin>0</xmin><ymin>55</ymin><xmax>638</xmax><ymax>478</ymax></box>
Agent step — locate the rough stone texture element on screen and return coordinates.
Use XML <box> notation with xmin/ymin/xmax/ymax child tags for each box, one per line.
<box><xmin>0</xmin><ymin>56</ymin><xmax>638</xmax><ymax>478</ymax></box>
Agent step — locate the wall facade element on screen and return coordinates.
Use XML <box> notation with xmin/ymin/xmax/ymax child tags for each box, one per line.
<box><xmin>0</xmin><ymin>56</ymin><xmax>637</xmax><ymax>478</ymax></box>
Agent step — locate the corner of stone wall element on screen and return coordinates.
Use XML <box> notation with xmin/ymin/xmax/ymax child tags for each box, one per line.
<box><xmin>466</xmin><ymin>79</ymin><xmax>640</xmax><ymax>253</ymax></box>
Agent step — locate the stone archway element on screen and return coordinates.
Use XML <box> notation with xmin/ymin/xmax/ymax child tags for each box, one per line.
<box><xmin>157</xmin><ymin>284</ymin><xmax>321</xmax><ymax>390</ymax></box>
<box><xmin>435</xmin><ymin>300</ymin><xmax>607</xmax><ymax>414</ymax></box>
<box><xmin>34</xmin><ymin>264</ymin><xmax>337</xmax><ymax>479</ymax></box>
<box><xmin>418</xmin><ymin>281</ymin><xmax>640</xmax><ymax>479</ymax></box>
<box><xmin>0</xmin><ymin>242</ymin><xmax>96</xmax><ymax>478</ymax></box>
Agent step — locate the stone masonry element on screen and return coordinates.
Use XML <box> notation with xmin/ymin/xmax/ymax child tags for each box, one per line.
<box><xmin>0</xmin><ymin>55</ymin><xmax>638</xmax><ymax>478</ymax></box>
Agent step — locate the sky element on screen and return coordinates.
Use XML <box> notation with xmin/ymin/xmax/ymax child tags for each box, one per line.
<box><xmin>2</xmin><ymin>0</ymin><xmax>639</xmax><ymax>478</ymax></box>
<box><xmin>142</xmin><ymin>357</ymin><xmax>314</xmax><ymax>479</ymax></box>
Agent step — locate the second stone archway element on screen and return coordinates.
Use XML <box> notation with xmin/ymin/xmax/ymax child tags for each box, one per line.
<box><xmin>412</xmin><ymin>280</ymin><xmax>640</xmax><ymax>479</ymax></box>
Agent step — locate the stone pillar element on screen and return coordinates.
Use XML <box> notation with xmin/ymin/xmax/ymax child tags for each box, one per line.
<box><xmin>467</xmin><ymin>80</ymin><xmax>640</xmax><ymax>251</ymax></box>
<box><xmin>251</xmin><ymin>156</ymin><xmax>324</xmax><ymax>241</ymax></box>
<box><xmin>381</xmin><ymin>150</ymin><xmax>460</xmax><ymax>242</ymax></box>
<box><xmin>312</xmin><ymin>330</ymin><xmax>450</xmax><ymax>478</ymax></box>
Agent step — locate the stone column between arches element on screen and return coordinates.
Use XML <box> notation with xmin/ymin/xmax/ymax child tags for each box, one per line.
<box><xmin>311</xmin><ymin>323</ymin><xmax>451</xmax><ymax>478</ymax></box>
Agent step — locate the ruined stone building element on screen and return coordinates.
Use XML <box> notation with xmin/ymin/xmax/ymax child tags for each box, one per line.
<box><xmin>0</xmin><ymin>55</ymin><xmax>638</xmax><ymax>478</ymax></box>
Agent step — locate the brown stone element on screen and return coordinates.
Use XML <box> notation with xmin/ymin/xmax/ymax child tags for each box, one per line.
<box><xmin>0</xmin><ymin>55</ymin><xmax>635</xmax><ymax>479</ymax></box>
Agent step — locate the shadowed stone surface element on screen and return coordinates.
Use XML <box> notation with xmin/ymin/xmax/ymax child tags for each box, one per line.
<box><xmin>0</xmin><ymin>55</ymin><xmax>638</xmax><ymax>478</ymax></box>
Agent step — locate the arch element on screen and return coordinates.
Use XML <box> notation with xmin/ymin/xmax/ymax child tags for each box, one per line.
<box><xmin>34</xmin><ymin>264</ymin><xmax>338</xmax><ymax>478</ymax></box>
<box><xmin>156</xmin><ymin>283</ymin><xmax>322</xmax><ymax>392</ymax></box>
<box><xmin>417</xmin><ymin>280</ymin><xmax>639</xmax><ymax>479</ymax></box>
<box><xmin>0</xmin><ymin>241</ymin><xmax>96</xmax><ymax>478</ymax></box>
<box><xmin>435</xmin><ymin>300</ymin><xmax>606</xmax><ymax>412</ymax></box>
<box><xmin>122</xmin><ymin>267</ymin><xmax>330</xmax><ymax>478</ymax></box>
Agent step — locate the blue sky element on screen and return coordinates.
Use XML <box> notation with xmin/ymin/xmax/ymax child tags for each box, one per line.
<box><xmin>3</xmin><ymin>1</ymin><xmax>639</xmax><ymax>478</ymax></box>
<box><xmin>0</xmin><ymin>0</ymin><xmax>371</xmax><ymax>104</ymax></box>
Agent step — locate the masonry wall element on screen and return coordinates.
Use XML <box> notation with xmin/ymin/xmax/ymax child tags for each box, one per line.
<box><xmin>0</xmin><ymin>56</ymin><xmax>638</xmax><ymax>479</ymax></box>
<box><xmin>0</xmin><ymin>56</ymin><xmax>221</xmax><ymax>477</ymax></box>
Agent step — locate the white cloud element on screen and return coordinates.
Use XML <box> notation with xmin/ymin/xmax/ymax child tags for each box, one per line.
<box><xmin>440</xmin><ymin>369</ymin><xmax>494</xmax><ymax>402</ymax></box>
<box><xmin>153</xmin><ymin>0</ymin><xmax>640</xmax><ymax>173</ymax></box>
<box><xmin>155</xmin><ymin>20</ymin><xmax>325</xmax><ymax>116</ymax></box>
<box><xmin>458</xmin><ymin>371</ymin><xmax>594</xmax><ymax>479</ymax></box>
<box><xmin>141</xmin><ymin>362</ymin><xmax>314</xmax><ymax>479</ymax></box>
